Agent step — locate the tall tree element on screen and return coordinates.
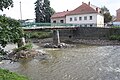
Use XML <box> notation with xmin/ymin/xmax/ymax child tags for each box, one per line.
<box><xmin>0</xmin><ymin>0</ymin><xmax>13</xmax><ymax>11</ymax></box>
<box><xmin>0</xmin><ymin>0</ymin><xmax>24</xmax><ymax>55</ymax></box>
<box><xmin>35</xmin><ymin>0</ymin><xmax>55</xmax><ymax>23</ymax></box>
<box><xmin>101</xmin><ymin>6</ymin><xmax>112</xmax><ymax>23</ymax></box>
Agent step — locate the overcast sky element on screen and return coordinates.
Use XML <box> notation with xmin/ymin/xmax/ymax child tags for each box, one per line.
<box><xmin>1</xmin><ymin>0</ymin><xmax>120</xmax><ymax>20</ymax></box>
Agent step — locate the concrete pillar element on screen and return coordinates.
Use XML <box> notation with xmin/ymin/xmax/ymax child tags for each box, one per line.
<box><xmin>53</xmin><ymin>30</ymin><xmax>60</xmax><ymax>45</ymax></box>
<box><xmin>17</xmin><ymin>37</ymin><xmax>26</xmax><ymax>47</ymax></box>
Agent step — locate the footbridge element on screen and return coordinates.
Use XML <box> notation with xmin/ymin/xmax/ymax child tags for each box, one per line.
<box><xmin>22</xmin><ymin>22</ymin><xmax>79</xmax><ymax>45</ymax></box>
<box><xmin>21</xmin><ymin>22</ymin><xmax>99</xmax><ymax>45</ymax></box>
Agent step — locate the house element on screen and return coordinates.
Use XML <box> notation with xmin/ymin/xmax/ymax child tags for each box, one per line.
<box><xmin>113</xmin><ymin>8</ymin><xmax>120</xmax><ymax>26</ymax></box>
<box><xmin>51</xmin><ymin>2</ymin><xmax>104</xmax><ymax>27</ymax></box>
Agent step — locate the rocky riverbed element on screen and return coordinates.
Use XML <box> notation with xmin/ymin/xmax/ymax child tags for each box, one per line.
<box><xmin>29</xmin><ymin>38</ymin><xmax>120</xmax><ymax>46</ymax></box>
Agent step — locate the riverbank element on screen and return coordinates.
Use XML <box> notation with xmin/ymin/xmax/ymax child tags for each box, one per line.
<box><xmin>30</xmin><ymin>38</ymin><xmax>120</xmax><ymax>46</ymax></box>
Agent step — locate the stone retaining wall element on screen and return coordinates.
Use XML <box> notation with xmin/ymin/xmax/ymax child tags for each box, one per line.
<box><xmin>58</xmin><ymin>27</ymin><xmax>120</xmax><ymax>41</ymax></box>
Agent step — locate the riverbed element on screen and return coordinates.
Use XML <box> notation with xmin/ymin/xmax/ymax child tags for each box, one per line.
<box><xmin>0</xmin><ymin>44</ymin><xmax>120</xmax><ymax>80</ymax></box>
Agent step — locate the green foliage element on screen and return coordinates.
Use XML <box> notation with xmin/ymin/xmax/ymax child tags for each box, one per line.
<box><xmin>0</xmin><ymin>68</ymin><xmax>29</xmax><ymax>80</ymax></box>
<box><xmin>14</xmin><ymin>43</ymin><xmax>33</xmax><ymax>52</ymax></box>
<box><xmin>0</xmin><ymin>15</ymin><xmax>24</xmax><ymax>47</ymax></box>
<box><xmin>101</xmin><ymin>6</ymin><xmax>112</xmax><ymax>23</ymax></box>
<box><xmin>109</xmin><ymin>35</ymin><xmax>120</xmax><ymax>41</ymax></box>
<box><xmin>25</xmin><ymin>31</ymin><xmax>52</xmax><ymax>39</ymax></box>
<box><xmin>35</xmin><ymin>0</ymin><xmax>55</xmax><ymax>23</ymax></box>
<box><xmin>0</xmin><ymin>0</ymin><xmax>13</xmax><ymax>11</ymax></box>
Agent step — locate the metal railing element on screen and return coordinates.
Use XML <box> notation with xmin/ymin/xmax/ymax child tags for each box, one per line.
<box><xmin>21</xmin><ymin>22</ymin><xmax>105</xmax><ymax>29</ymax></box>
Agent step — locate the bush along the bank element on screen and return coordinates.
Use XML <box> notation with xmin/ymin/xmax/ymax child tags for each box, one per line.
<box><xmin>25</xmin><ymin>31</ymin><xmax>52</xmax><ymax>39</ymax></box>
<box><xmin>109</xmin><ymin>35</ymin><xmax>120</xmax><ymax>41</ymax></box>
<box><xmin>0</xmin><ymin>68</ymin><xmax>29</xmax><ymax>80</ymax></box>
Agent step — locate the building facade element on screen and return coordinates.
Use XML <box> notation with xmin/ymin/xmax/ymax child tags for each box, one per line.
<box><xmin>113</xmin><ymin>8</ymin><xmax>120</xmax><ymax>26</ymax></box>
<box><xmin>51</xmin><ymin>2</ymin><xmax>104</xmax><ymax>27</ymax></box>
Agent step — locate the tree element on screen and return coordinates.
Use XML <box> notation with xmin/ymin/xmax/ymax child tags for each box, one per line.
<box><xmin>35</xmin><ymin>0</ymin><xmax>55</xmax><ymax>23</ymax></box>
<box><xmin>101</xmin><ymin>6</ymin><xmax>112</xmax><ymax>23</ymax></box>
<box><xmin>0</xmin><ymin>0</ymin><xmax>24</xmax><ymax>55</ymax></box>
<box><xmin>0</xmin><ymin>0</ymin><xmax>13</xmax><ymax>11</ymax></box>
<box><xmin>0</xmin><ymin>15</ymin><xmax>24</xmax><ymax>48</ymax></box>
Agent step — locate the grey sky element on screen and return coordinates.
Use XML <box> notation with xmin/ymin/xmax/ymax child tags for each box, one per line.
<box><xmin>1</xmin><ymin>0</ymin><xmax>120</xmax><ymax>20</ymax></box>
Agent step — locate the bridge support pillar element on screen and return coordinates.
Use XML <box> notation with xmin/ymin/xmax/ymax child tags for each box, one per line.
<box><xmin>53</xmin><ymin>30</ymin><xmax>60</xmax><ymax>45</ymax></box>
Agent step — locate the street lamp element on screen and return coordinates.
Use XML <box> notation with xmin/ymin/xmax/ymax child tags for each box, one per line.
<box><xmin>20</xmin><ymin>1</ymin><xmax>22</xmax><ymax>20</ymax></box>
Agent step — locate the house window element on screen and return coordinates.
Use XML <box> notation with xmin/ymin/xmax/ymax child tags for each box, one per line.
<box><xmin>74</xmin><ymin>17</ymin><xmax>77</xmax><ymax>21</ymax></box>
<box><xmin>90</xmin><ymin>16</ymin><xmax>92</xmax><ymax>20</ymax></box>
<box><xmin>79</xmin><ymin>17</ymin><xmax>82</xmax><ymax>20</ymax></box>
<box><xmin>84</xmin><ymin>16</ymin><xmax>87</xmax><ymax>20</ymax></box>
<box><xmin>60</xmin><ymin>20</ymin><xmax>64</xmax><ymax>23</ymax></box>
<box><xmin>53</xmin><ymin>20</ymin><xmax>56</xmax><ymax>23</ymax></box>
<box><xmin>90</xmin><ymin>24</ymin><xmax>93</xmax><ymax>27</ymax></box>
<box><xmin>70</xmin><ymin>18</ymin><xmax>72</xmax><ymax>21</ymax></box>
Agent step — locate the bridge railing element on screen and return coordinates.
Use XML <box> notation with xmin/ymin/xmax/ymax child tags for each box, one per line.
<box><xmin>22</xmin><ymin>22</ymin><xmax>105</xmax><ymax>28</ymax></box>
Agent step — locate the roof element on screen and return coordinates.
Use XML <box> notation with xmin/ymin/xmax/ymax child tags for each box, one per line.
<box><xmin>51</xmin><ymin>11</ymin><xmax>71</xmax><ymax>19</ymax></box>
<box><xmin>115</xmin><ymin>19</ymin><xmax>120</xmax><ymax>22</ymax></box>
<box><xmin>51</xmin><ymin>2</ymin><xmax>99</xmax><ymax>19</ymax></box>
<box><xmin>117</xmin><ymin>8</ymin><xmax>120</xmax><ymax>11</ymax></box>
<box><xmin>67</xmin><ymin>2</ymin><xmax>97</xmax><ymax>15</ymax></box>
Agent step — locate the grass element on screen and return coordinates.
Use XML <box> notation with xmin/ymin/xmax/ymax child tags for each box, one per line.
<box><xmin>25</xmin><ymin>31</ymin><xmax>52</xmax><ymax>39</ymax></box>
<box><xmin>109</xmin><ymin>35</ymin><xmax>120</xmax><ymax>41</ymax></box>
<box><xmin>14</xmin><ymin>43</ymin><xmax>33</xmax><ymax>52</ymax></box>
<box><xmin>0</xmin><ymin>68</ymin><xmax>29</xmax><ymax>80</ymax></box>
<box><xmin>111</xmin><ymin>26</ymin><xmax>120</xmax><ymax>28</ymax></box>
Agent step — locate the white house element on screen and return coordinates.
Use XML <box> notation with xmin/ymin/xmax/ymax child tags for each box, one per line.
<box><xmin>51</xmin><ymin>2</ymin><xmax>104</xmax><ymax>27</ymax></box>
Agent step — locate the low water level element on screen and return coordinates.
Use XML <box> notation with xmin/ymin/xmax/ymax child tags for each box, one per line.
<box><xmin>0</xmin><ymin>44</ymin><xmax>120</xmax><ymax>80</ymax></box>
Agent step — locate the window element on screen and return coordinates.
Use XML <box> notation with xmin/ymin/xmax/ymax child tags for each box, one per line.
<box><xmin>53</xmin><ymin>20</ymin><xmax>56</xmax><ymax>23</ymax></box>
<box><xmin>79</xmin><ymin>17</ymin><xmax>82</xmax><ymax>20</ymax></box>
<box><xmin>90</xmin><ymin>24</ymin><xmax>93</xmax><ymax>27</ymax></box>
<box><xmin>70</xmin><ymin>18</ymin><xmax>72</xmax><ymax>21</ymax></box>
<box><xmin>74</xmin><ymin>17</ymin><xmax>77</xmax><ymax>21</ymax></box>
<box><xmin>90</xmin><ymin>16</ymin><xmax>92</xmax><ymax>20</ymax></box>
<box><xmin>60</xmin><ymin>20</ymin><xmax>64</xmax><ymax>23</ymax></box>
<box><xmin>84</xmin><ymin>16</ymin><xmax>87</xmax><ymax>20</ymax></box>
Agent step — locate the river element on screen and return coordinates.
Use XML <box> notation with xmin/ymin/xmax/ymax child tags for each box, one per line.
<box><xmin>0</xmin><ymin>44</ymin><xmax>120</xmax><ymax>80</ymax></box>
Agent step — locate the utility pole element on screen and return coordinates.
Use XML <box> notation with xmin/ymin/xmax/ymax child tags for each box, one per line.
<box><xmin>20</xmin><ymin>1</ymin><xmax>22</xmax><ymax>20</ymax></box>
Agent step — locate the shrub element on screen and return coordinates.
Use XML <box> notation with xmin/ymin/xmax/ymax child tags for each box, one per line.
<box><xmin>14</xmin><ymin>43</ymin><xmax>33</xmax><ymax>52</ymax></box>
<box><xmin>109</xmin><ymin>35</ymin><xmax>120</xmax><ymax>41</ymax></box>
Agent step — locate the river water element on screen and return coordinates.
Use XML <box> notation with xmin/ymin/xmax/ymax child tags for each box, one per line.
<box><xmin>0</xmin><ymin>44</ymin><xmax>120</xmax><ymax>80</ymax></box>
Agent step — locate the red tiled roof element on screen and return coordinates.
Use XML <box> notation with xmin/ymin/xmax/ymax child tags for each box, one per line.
<box><xmin>117</xmin><ymin>8</ymin><xmax>120</xmax><ymax>11</ymax></box>
<box><xmin>51</xmin><ymin>2</ymin><xmax>98</xmax><ymax>18</ymax></box>
<box><xmin>115</xmin><ymin>19</ymin><xmax>120</xmax><ymax>22</ymax></box>
<box><xmin>67</xmin><ymin>2</ymin><xmax>97</xmax><ymax>15</ymax></box>
<box><xmin>51</xmin><ymin>11</ymin><xmax>71</xmax><ymax>19</ymax></box>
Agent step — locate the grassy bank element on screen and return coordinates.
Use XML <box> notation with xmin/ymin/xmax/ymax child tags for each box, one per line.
<box><xmin>25</xmin><ymin>31</ymin><xmax>52</xmax><ymax>39</ymax></box>
<box><xmin>109</xmin><ymin>35</ymin><xmax>120</xmax><ymax>41</ymax></box>
<box><xmin>0</xmin><ymin>68</ymin><xmax>28</xmax><ymax>80</ymax></box>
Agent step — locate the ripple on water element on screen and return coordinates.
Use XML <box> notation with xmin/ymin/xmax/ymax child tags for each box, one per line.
<box><xmin>0</xmin><ymin>45</ymin><xmax>120</xmax><ymax>80</ymax></box>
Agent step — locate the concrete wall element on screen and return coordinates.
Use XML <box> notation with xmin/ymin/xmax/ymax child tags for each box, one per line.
<box><xmin>58</xmin><ymin>27</ymin><xmax>120</xmax><ymax>41</ymax></box>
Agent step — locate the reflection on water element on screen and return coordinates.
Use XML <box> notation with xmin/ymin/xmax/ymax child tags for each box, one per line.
<box><xmin>0</xmin><ymin>44</ymin><xmax>120</xmax><ymax>80</ymax></box>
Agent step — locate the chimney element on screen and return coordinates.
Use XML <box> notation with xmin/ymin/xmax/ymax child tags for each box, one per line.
<box><xmin>67</xmin><ymin>9</ymin><xmax>69</xmax><ymax>11</ymax></box>
<box><xmin>96</xmin><ymin>7</ymin><xmax>98</xmax><ymax>12</ymax></box>
<box><xmin>88</xmin><ymin>1</ymin><xmax>90</xmax><ymax>5</ymax></box>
